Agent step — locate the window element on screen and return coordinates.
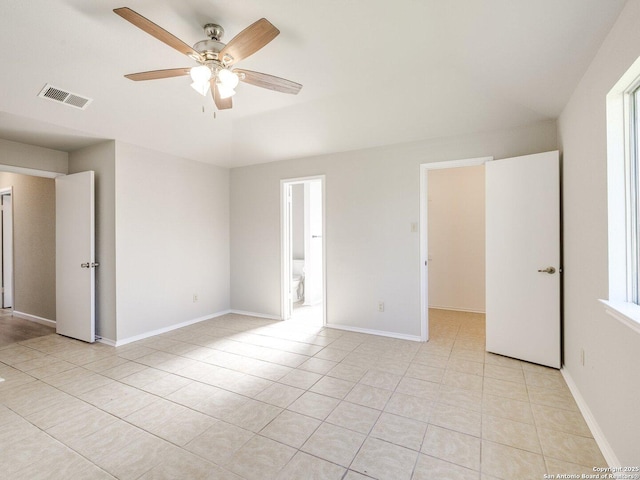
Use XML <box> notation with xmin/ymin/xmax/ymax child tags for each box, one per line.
<box><xmin>602</xmin><ymin>57</ymin><xmax>640</xmax><ymax>333</ymax></box>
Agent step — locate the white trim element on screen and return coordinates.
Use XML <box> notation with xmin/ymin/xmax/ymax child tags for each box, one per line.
<box><xmin>0</xmin><ymin>187</ymin><xmax>14</xmax><ymax>310</ymax></box>
<box><xmin>421</xmin><ymin>157</ymin><xmax>490</xmax><ymax>170</ymax></box>
<box><xmin>281</xmin><ymin>180</ymin><xmax>291</xmax><ymax>321</ymax></box>
<box><xmin>428</xmin><ymin>305</ymin><xmax>486</xmax><ymax>314</ymax></box>
<box><xmin>0</xmin><ymin>164</ymin><xmax>64</xmax><ymax>179</ymax></box>
<box><xmin>97</xmin><ymin>337</ymin><xmax>116</xmax><ymax>347</ymax></box>
<box><xmin>561</xmin><ymin>368</ymin><xmax>621</xmax><ymax>467</ymax></box>
<box><xmin>111</xmin><ymin>310</ymin><xmax>231</xmax><ymax>347</ymax></box>
<box><xmin>230</xmin><ymin>310</ymin><xmax>282</xmax><ymax>321</ymax></box>
<box><xmin>12</xmin><ymin>310</ymin><xmax>56</xmax><ymax>327</ymax></box>
<box><xmin>419</xmin><ymin>156</ymin><xmax>493</xmax><ymax>342</ymax></box>
<box><xmin>599</xmin><ymin>299</ymin><xmax>640</xmax><ymax>335</ymax></box>
<box><xmin>326</xmin><ymin>323</ymin><xmax>422</xmax><ymax>342</ymax></box>
<box><xmin>420</xmin><ymin>164</ymin><xmax>428</xmax><ymax>341</ymax></box>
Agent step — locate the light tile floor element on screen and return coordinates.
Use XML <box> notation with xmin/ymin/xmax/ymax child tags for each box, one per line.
<box><xmin>0</xmin><ymin>309</ymin><xmax>606</xmax><ymax>479</ymax></box>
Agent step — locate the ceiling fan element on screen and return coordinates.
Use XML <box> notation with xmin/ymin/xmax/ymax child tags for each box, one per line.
<box><xmin>113</xmin><ymin>7</ymin><xmax>302</xmax><ymax>110</ymax></box>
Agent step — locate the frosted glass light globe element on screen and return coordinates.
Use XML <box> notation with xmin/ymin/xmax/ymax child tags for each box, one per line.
<box><xmin>190</xmin><ymin>65</ymin><xmax>212</xmax><ymax>83</ymax></box>
<box><xmin>218</xmin><ymin>68</ymin><xmax>239</xmax><ymax>89</ymax></box>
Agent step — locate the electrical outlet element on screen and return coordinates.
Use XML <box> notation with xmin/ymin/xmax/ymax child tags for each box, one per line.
<box><xmin>580</xmin><ymin>348</ymin><xmax>585</xmax><ymax>366</ymax></box>
<box><xmin>193</xmin><ymin>294</ymin><xmax>198</xmax><ymax>303</ymax></box>
<box><xmin>378</xmin><ymin>301</ymin><xmax>384</xmax><ymax>312</ymax></box>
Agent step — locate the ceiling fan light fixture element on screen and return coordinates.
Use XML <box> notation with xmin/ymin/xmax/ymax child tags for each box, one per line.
<box><xmin>190</xmin><ymin>65</ymin><xmax>212</xmax><ymax>83</ymax></box>
<box><xmin>217</xmin><ymin>83</ymin><xmax>236</xmax><ymax>99</ymax></box>
<box><xmin>191</xmin><ymin>80</ymin><xmax>210</xmax><ymax>96</ymax></box>
<box><xmin>218</xmin><ymin>68</ymin><xmax>239</xmax><ymax>89</ymax></box>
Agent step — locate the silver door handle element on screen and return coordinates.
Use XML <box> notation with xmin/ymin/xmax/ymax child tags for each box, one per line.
<box><xmin>81</xmin><ymin>263</ymin><xmax>90</xmax><ymax>268</ymax></box>
<box><xmin>537</xmin><ymin>267</ymin><xmax>556</xmax><ymax>274</ymax></box>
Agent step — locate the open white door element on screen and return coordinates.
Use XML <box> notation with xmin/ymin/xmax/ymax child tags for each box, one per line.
<box><xmin>56</xmin><ymin>171</ymin><xmax>96</xmax><ymax>343</ymax></box>
<box><xmin>303</xmin><ymin>180</ymin><xmax>323</xmax><ymax>306</ymax></box>
<box><xmin>486</xmin><ymin>151</ymin><xmax>560</xmax><ymax>368</ymax></box>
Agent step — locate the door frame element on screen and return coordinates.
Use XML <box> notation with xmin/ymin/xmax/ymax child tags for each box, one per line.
<box><xmin>419</xmin><ymin>156</ymin><xmax>493</xmax><ymax>341</ymax></box>
<box><xmin>0</xmin><ymin>187</ymin><xmax>13</xmax><ymax>310</ymax></box>
<box><xmin>280</xmin><ymin>175</ymin><xmax>326</xmax><ymax>324</ymax></box>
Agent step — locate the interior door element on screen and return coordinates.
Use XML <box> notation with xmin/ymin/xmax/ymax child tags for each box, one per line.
<box><xmin>56</xmin><ymin>171</ymin><xmax>96</xmax><ymax>343</ymax></box>
<box><xmin>303</xmin><ymin>180</ymin><xmax>323</xmax><ymax>306</ymax></box>
<box><xmin>485</xmin><ymin>151</ymin><xmax>560</xmax><ymax>368</ymax></box>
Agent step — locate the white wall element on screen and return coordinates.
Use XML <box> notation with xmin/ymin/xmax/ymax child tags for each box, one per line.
<box><xmin>69</xmin><ymin>141</ymin><xmax>117</xmax><ymax>341</ymax></box>
<box><xmin>115</xmin><ymin>142</ymin><xmax>230</xmax><ymax>341</ymax></box>
<box><xmin>428</xmin><ymin>166</ymin><xmax>485</xmax><ymax>312</ymax></box>
<box><xmin>558</xmin><ymin>0</ymin><xmax>640</xmax><ymax>465</ymax></box>
<box><xmin>230</xmin><ymin>120</ymin><xmax>557</xmax><ymax>338</ymax></box>
<box><xmin>0</xmin><ymin>138</ymin><xmax>68</xmax><ymax>174</ymax></box>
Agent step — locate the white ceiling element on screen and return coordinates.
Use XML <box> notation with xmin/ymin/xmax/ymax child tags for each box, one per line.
<box><xmin>0</xmin><ymin>0</ymin><xmax>627</xmax><ymax>167</ymax></box>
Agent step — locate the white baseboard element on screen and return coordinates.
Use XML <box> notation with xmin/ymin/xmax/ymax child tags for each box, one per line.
<box><xmin>229</xmin><ymin>310</ymin><xmax>282</xmax><ymax>321</ymax></box>
<box><xmin>108</xmin><ymin>310</ymin><xmax>232</xmax><ymax>347</ymax></box>
<box><xmin>561</xmin><ymin>368</ymin><xmax>620</xmax><ymax>467</ymax></box>
<box><xmin>96</xmin><ymin>337</ymin><xmax>116</xmax><ymax>347</ymax></box>
<box><xmin>428</xmin><ymin>305</ymin><xmax>486</xmax><ymax>314</ymax></box>
<box><xmin>12</xmin><ymin>311</ymin><xmax>56</xmax><ymax>327</ymax></box>
<box><xmin>326</xmin><ymin>323</ymin><xmax>422</xmax><ymax>342</ymax></box>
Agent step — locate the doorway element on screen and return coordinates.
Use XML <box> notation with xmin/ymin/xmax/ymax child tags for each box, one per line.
<box><xmin>281</xmin><ymin>176</ymin><xmax>325</xmax><ymax>326</ymax></box>
<box><xmin>420</xmin><ymin>152</ymin><xmax>561</xmax><ymax>368</ymax></box>
<box><xmin>419</xmin><ymin>157</ymin><xmax>492</xmax><ymax>340</ymax></box>
<box><xmin>0</xmin><ymin>167</ymin><xmax>58</xmax><ymax>329</ymax></box>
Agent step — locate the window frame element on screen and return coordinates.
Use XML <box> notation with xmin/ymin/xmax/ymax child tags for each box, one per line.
<box><xmin>601</xmin><ymin>57</ymin><xmax>640</xmax><ymax>334</ymax></box>
<box><xmin>629</xmin><ymin>87</ymin><xmax>640</xmax><ymax>304</ymax></box>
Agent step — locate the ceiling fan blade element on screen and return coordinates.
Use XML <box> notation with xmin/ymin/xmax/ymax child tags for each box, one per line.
<box><xmin>234</xmin><ymin>69</ymin><xmax>302</xmax><ymax>95</ymax></box>
<box><xmin>211</xmin><ymin>79</ymin><xmax>233</xmax><ymax>110</ymax></box>
<box><xmin>125</xmin><ymin>68</ymin><xmax>191</xmax><ymax>81</ymax></box>
<box><xmin>218</xmin><ymin>18</ymin><xmax>279</xmax><ymax>66</ymax></box>
<box><xmin>114</xmin><ymin>7</ymin><xmax>203</xmax><ymax>62</ymax></box>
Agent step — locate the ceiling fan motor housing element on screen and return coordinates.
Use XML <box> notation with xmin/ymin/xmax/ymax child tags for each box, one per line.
<box><xmin>194</xmin><ymin>24</ymin><xmax>227</xmax><ymax>62</ymax></box>
<box><xmin>204</xmin><ymin>23</ymin><xmax>224</xmax><ymax>41</ymax></box>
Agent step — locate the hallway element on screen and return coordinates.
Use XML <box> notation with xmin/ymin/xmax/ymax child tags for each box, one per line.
<box><xmin>0</xmin><ymin>310</ymin><xmax>54</xmax><ymax>348</ymax></box>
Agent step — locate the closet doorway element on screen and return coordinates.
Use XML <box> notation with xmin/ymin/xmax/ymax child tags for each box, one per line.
<box><xmin>420</xmin><ymin>157</ymin><xmax>493</xmax><ymax>341</ymax></box>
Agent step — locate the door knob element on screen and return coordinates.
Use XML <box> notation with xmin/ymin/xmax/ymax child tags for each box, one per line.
<box><xmin>537</xmin><ymin>266</ymin><xmax>556</xmax><ymax>274</ymax></box>
<box><xmin>81</xmin><ymin>263</ymin><xmax>90</xmax><ymax>268</ymax></box>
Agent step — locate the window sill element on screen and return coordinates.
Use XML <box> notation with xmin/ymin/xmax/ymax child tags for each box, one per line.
<box><xmin>599</xmin><ymin>299</ymin><xmax>640</xmax><ymax>335</ymax></box>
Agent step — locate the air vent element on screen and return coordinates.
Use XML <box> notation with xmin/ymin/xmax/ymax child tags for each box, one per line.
<box><xmin>37</xmin><ymin>84</ymin><xmax>92</xmax><ymax>110</ymax></box>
